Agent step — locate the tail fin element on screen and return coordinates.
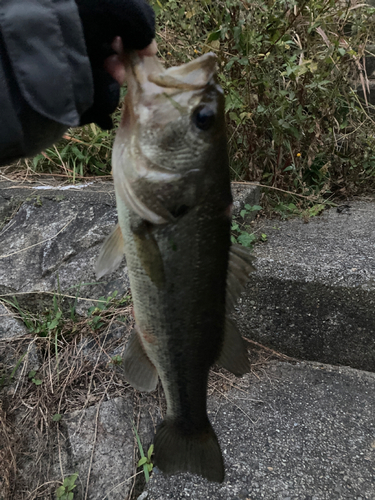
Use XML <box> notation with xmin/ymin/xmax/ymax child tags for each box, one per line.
<box><xmin>154</xmin><ymin>419</ymin><xmax>224</xmax><ymax>483</ymax></box>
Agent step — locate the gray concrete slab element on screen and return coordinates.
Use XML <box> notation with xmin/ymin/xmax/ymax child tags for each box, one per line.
<box><xmin>0</xmin><ymin>179</ymin><xmax>259</xmax><ymax>314</ymax></box>
<box><xmin>1</xmin><ymin>180</ymin><xmax>374</xmax><ymax>499</ymax></box>
<box><xmin>145</xmin><ymin>360</ymin><xmax>375</xmax><ymax>500</ymax></box>
<box><xmin>65</xmin><ymin>398</ymin><xmax>139</xmax><ymax>500</ymax></box>
<box><xmin>236</xmin><ymin>201</ymin><xmax>375</xmax><ymax>371</ymax></box>
<box><xmin>0</xmin><ymin>180</ymin><xmax>128</xmax><ymax>314</ymax></box>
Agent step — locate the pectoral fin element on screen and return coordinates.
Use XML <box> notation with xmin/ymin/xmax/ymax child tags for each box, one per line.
<box><xmin>119</xmin><ymin>328</ymin><xmax>158</xmax><ymax>392</ymax></box>
<box><xmin>95</xmin><ymin>224</ymin><xmax>125</xmax><ymax>279</ymax></box>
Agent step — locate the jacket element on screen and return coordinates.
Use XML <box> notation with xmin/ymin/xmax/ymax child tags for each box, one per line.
<box><xmin>0</xmin><ymin>0</ymin><xmax>93</xmax><ymax>165</ymax></box>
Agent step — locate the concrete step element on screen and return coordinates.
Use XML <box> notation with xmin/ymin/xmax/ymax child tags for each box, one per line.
<box><xmin>146</xmin><ymin>360</ymin><xmax>375</xmax><ymax>500</ymax></box>
<box><xmin>1</xmin><ymin>180</ymin><xmax>374</xmax><ymax>500</ymax></box>
<box><xmin>236</xmin><ymin>200</ymin><xmax>375</xmax><ymax>372</ymax></box>
<box><xmin>0</xmin><ymin>179</ymin><xmax>259</xmax><ymax>313</ymax></box>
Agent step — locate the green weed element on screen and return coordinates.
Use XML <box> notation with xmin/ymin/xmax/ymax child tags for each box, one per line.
<box><xmin>55</xmin><ymin>473</ymin><xmax>78</xmax><ymax>500</ymax></box>
<box><xmin>28</xmin><ymin>370</ymin><xmax>42</xmax><ymax>386</ymax></box>
<box><xmin>133</xmin><ymin>424</ymin><xmax>154</xmax><ymax>483</ymax></box>
<box><xmin>30</xmin><ymin>124</ymin><xmax>116</xmax><ymax>181</ymax></box>
<box><xmin>2</xmin><ymin>294</ymin><xmax>66</xmax><ymax>338</ymax></box>
<box><xmin>231</xmin><ymin>204</ymin><xmax>262</xmax><ymax>248</ymax></box>
<box><xmin>273</xmin><ymin>202</ymin><xmax>301</xmax><ymax>220</ymax></box>
<box><xmin>87</xmin><ymin>290</ymin><xmax>130</xmax><ymax>330</ymax></box>
<box><xmin>21</xmin><ymin>0</ymin><xmax>375</xmax><ymax>209</ymax></box>
<box><xmin>110</xmin><ymin>355</ymin><xmax>123</xmax><ymax>365</ymax></box>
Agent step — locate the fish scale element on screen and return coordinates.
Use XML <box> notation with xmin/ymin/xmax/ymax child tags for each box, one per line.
<box><xmin>96</xmin><ymin>52</ymin><xmax>256</xmax><ymax>483</ymax></box>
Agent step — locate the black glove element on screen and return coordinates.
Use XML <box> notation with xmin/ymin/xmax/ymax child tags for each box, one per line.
<box><xmin>75</xmin><ymin>0</ymin><xmax>155</xmax><ymax>129</ymax></box>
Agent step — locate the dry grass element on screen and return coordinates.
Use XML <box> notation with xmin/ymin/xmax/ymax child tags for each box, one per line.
<box><xmin>0</xmin><ymin>292</ymin><xmax>289</xmax><ymax>500</ymax></box>
<box><xmin>0</xmin><ymin>302</ymin><xmax>139</xmax><ymax>500</ymax></box>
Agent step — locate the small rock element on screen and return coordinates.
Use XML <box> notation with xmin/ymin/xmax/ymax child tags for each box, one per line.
<box><xmin>137</xmin><ymin>493</ymin><xmax>148</xmax><ymax>500</ymax></box>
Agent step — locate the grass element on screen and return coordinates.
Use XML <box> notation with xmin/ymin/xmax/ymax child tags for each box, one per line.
<box><xmin>133</xmin><ymin>424</ymin><xmax>154</xmax><ymax>483</ymax></box>
<box><xmin>0</xmin><ymin>286</ymin><xmax>282</xmax><ymax>499</ymax></box>
<box><xmin>0</xmin><ymin>291</ymin><xmax>137</xmax><ymax>499</ymax></box>
<box><xmin>1</xmin><ymin>0</ymin><xmax>373</xmax><ymax>217</ymax></box>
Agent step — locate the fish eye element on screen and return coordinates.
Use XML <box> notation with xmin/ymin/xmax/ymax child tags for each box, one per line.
<box><xmin>192</xmin><ymin>106</ymin><xmax>215</xmax><ymax>131</ymax></box>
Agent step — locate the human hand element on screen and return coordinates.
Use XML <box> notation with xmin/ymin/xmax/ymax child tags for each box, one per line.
<box><xmin>75</xmin><ymin>0</ymin><xmax>156</xmax><ymax>129</ymax></box>
<box><xmin>105</xmin><ymin>37</ymin><xmax>158</xmax><ymax>87</ymax></box>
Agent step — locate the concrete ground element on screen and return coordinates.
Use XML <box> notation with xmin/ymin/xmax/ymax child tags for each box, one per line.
<box><xmin>1</xmin><ymin>179</ymin><xmax>374</xmax><ymax>500</ymax></box>
<box><xmin>237</xmin><ymin>199</ymin><xmax>375</xmax><ymax>371</ymax></box>
<box><xmin>145</xmin><ymin>361</ymin><xmax>375</xmax><ymax>500</ymax></box>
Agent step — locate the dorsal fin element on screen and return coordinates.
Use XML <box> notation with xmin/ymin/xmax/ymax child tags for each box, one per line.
<box><xmin>217</xmin><ymin>317</ymin><xmax>250</xmax><ymax>375</ymax></box>
<box><xmin>217</xmin><ymin>244</ymin><xmax>256</xmax><ymax>376</ymax></box>
<box><xmin>226</xmin><ymin>244</ymin><xmax>256</xmax><ymax>312</ymax></box>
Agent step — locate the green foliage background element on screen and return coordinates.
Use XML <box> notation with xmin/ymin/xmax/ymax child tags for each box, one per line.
<box><xmin>29</xmin><ymin>0</ymin><xmax>375</xmax><ymax>203</ymax></box>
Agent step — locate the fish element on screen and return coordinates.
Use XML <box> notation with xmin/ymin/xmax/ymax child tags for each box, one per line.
<box><xmin>96</xmin><ymin>52</ymin><xmax>256</xmax><ymax>483</ymax></box>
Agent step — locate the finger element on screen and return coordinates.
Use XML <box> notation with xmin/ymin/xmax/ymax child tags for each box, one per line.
<box><xmin>112</xmin><ymin>36</ymin><xmax>124</xmax><ymax>55</ymax></box>
<box><xmin>112</xmin><ymin>37</ymin><xmax>157</xmax><ymax>57</ymax></box>
<box><xmin>137</xmin><ymin>39</ymin><xmax>158</xmax><ymax>57</ymax></box>
<box><xmin>104</xmin><ymin>54</ymin><xmax>126</xmax><ymax>86</ymax></box>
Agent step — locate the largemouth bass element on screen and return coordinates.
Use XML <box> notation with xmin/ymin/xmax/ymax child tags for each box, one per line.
<box><xmin>96</xmin><ymin>52</ymin><xmax>255</xmax><ymax>483</ymax></box>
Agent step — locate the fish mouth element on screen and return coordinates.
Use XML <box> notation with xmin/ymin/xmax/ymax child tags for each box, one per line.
<box><xmin>123</xmin><ymin>52</ymin><xmax>218</xmax><ymax>108</ymax></box>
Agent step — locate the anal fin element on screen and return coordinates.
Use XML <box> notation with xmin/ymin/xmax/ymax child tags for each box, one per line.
<box><xmin>95</xmin><ymin>223</ymin><xmax>125</xmax><ymax>279</ymax></box>
<box><xmin>118</xmin><ymin>329</ymin><xmax>158</xmax><ymax>392</ymax></box>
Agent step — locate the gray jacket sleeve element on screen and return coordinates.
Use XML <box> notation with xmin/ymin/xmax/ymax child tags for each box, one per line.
<box><xmin>0</xmin><ymin>0</ymin><xmax>93</xmax><ymax>165</ymax></box>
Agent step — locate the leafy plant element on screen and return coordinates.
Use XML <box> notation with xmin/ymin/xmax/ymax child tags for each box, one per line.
<box><xmin>151</xmin><ymin>0</ymin><xmax>375</xmax><ymax>203</ymax></box>
<box><xmin>30</xmin><ymin>124</ymin><xmax>117</xmax><ymax>181</ymax></box>
<box><xmin>138</xmin><ymin>445</ymin><xmax>154</xmax><ymax>476</ymax></box>
<box><xmin>87</xmin><ymin>291</ymin><xmax>117</xmax><ymax>330</ymax></box>
<box><xmin>133</xmin><ymin>424</ymin><xmax>153</xmax><ymax>483</ymax></box>
<box><xmin>302</xmin><ymin>203</ymin><xmax>326</xmax><ymax>218</ymax></box>
<box><xmin>28</xmin><ymin>370</ymin><xmax>42</xmax><ymax>386</ymax></box>
<box><xmin>110</xmin><ymin>355</ymin><xmax>123</xmax><ymax>365</ymax></box>
<box><xmin>273</xmin><ymin>202</ymin><xmax>301</xmax><ymax>220</ymax></box>
<box><xmin>86</xmin><ymin>290</ymin><xmax>131</xmax><ymax>331</ymax></box>
<box><xmin>4</xmin><ymin>295</ymin><xmax>64</xmax><ymax>338</ymax></box>
<box><xmin>55</xmin><ymin>473</ymin><xmax>78</xmax><ymax>500</ymax></box>
<box><xmin>231</xmin><ymin>204</ymin><xmax>262</xmax><ymax>247</ymax></box>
